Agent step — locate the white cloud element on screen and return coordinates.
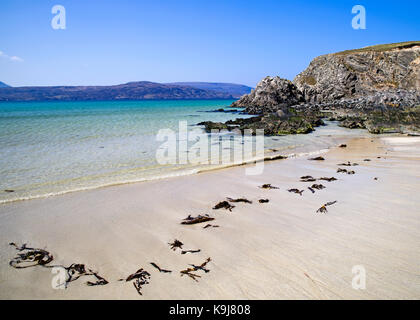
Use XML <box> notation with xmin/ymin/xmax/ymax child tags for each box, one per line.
<box><xmin>0</xmin><ymin>50</ymin><xmax>23</xmax><ymax>62</ymax></box>
<box><xmin>10</xmin><ymin>56</ymin><xmax>24</xmax><ymax>62</ymax></box>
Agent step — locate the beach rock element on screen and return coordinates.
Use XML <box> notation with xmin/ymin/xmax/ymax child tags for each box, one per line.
<box><xmin>197</xmin><ymin>121</ymin><xmax>229</xmax><ymax>132</ymax></box>
<box><xmin>231</xmin><ymin>76</ymin><xmax>305</xmax><ymax>114</ymax></box>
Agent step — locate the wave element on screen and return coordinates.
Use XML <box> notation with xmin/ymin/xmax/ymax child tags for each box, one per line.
<box><xmin>0</xmin><ymin>147</ymin><xmax>331</xmax><ymax>205</ymax></box>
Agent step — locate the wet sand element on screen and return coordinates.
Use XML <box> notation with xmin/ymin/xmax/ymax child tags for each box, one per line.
<box><xmin>0</xmin><ymin>135</ymin><xmax>419</xmax><ymax>299</ymax></box>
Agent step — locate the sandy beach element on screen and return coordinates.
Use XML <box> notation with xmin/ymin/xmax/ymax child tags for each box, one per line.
<box><xmin>0</xmin><ymin>135</ymin><xmax>419</xmax><ymax>300</ymax></box>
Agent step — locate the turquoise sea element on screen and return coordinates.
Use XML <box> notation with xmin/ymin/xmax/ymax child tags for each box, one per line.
<box><xmin>0</xmin><ymin>100</ymin><xmax>369</xmax><ymax>203</ymax></box>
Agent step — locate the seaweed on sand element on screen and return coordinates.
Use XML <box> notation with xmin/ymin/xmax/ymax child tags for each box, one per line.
<box><xmin>181</xmin><ymin>214</ymin><xmax>215</xmax><ymax>225</ymax></box>
<box><xmin>319</xmin><ymin>177</ymin><xmax>337</xmax><ymax>182</ymax></box>
<box><xmin>181</xmin><ymin>249</ymin><xmax>201</xmax><ymax>254</ymax></box>
<box><xmin>122</xmin><ymin>268</ymin><xmax>151</xmax><ymax>295</ymax></box>
<box><xmin>259</xmin><ymin>184</ymin><xmax>279</xmax><ymax>189</ymax></box>
<box><xmin>203</xmin><ymin>224</ymin><xmax>220</xmax><ymax>229</ymax></box>
<box><xmin>150</xmin><ymin>262</ymin><xmax>172</xmax><ymax>273</ymax></box>
<box><xmin>9</xmin><ymin>243</ymin><xmax>108</xmax><ymax>288</ymax></box>
<box><xmin>287</xmin><ymin>189</ymin><xmax>304</xmax><ymax>196</ymax></box>
<box><xmin>180</xmin><ymin>258</ymin><xmax>211</xmax><ymax>282</ymax></box>
<box><xmin>338</xmin><ymin>161</ymin><xmax>359</xmax><ymax>166</ymax></box>
<box><xmin>189</xmin><ymin>257</ymin><xmax>211</xmax><ymax>273</ymax></box>
<box><xmin>337</xmin><ymin>168</ymin><xmax>355</xmax><ymax>174</ymax></box>
<box><xmin>168</xmin><ymin>239</ymin><xmax>184</xmax><ymax>251</ymax></box>
<box><xmin>9</xmin><ymin>242</ymin><xmax>53</xmax><ymax>268</ymax></box>
<box><xmin>226</xmin><ymin>197</ymin><xmax>253</xmax><ymax>204</ymax></box>
<box><xmin>213</xmin><ymin>201</ymin><xmax>235</xmax><ymax>211</ymax></box>
<box><xmin>180</xmin><ymin>267</ymin><xmax>201</xmax><ymax>282</ymax></box>
<box><xmin>258</xmin><ymin>199</ymin><xmax>269</xmax><ymax>203</ymax></box>
<box><xmin>316</xmin><ymin>201</ymin><xmax>338</xmax><ymax>214</ymax></box>
<box><xmin>300</xmin><ymin>176</ymin><xmax>317</xmax><ymax>182</ymax></box>
<box><xmin>311</xmin><ymin>184</ymin><xmax>325</xmax><ymax>190</ymax></box>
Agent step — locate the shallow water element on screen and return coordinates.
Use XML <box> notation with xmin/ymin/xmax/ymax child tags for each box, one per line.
<box><xmin>0</xmin><ymin>100</ymin><xmax>370</xmax><ymax>203</ymax></box>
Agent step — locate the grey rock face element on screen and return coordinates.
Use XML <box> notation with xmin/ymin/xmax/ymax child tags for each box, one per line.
<box><xmin>231</xmin><ymin>76</ymin><xmax>304</xmax><ymax>114</ymax></box>
<box><xmin>293</xmin><ymin>43</ymin><xmax>420</xmax><ymax>104</ymax></box>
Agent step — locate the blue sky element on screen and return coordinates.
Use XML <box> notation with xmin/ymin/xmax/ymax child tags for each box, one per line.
<box><xmin>0</xmin><ymin>0</ymin><xmax>419</xmax><ymax>87</ymax></box>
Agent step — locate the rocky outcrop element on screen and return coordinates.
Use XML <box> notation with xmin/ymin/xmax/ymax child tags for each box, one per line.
<box><xmin>293</xmin><ymin>41</ymin><xmax>420</xmax><ymax>103</ymax></box>
<box><xmin>231</xmin><ymin>76</ymin><xmax>304</xmax><ymax>114</ymax></box>
<box><xmin>223</xmin><ymin>41</ymin><xmax>420</xmax><ymax>135</ymax></box>
<box><xmin>198</xmin><ymin>108</ymin><xmax>324</xmax><ymax>136</ymax></box>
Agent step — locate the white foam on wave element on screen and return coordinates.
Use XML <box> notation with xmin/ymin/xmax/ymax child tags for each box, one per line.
<box><xmin>0</xmin><ymin>147</ymin><xmax>333</xmax><ymax>205</ymax></box>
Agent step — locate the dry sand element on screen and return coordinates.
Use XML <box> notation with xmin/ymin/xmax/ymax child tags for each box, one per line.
<box><xmin>0</xmin><ymin>135</ymin><xmax>419</xmax><ymax>299</ymax></box>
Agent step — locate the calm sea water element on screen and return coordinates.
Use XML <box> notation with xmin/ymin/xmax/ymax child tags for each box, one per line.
<box><xmin>0</xmin><ymin>100</ymin><xmax>369</xmax><ymax>203</ymax></box>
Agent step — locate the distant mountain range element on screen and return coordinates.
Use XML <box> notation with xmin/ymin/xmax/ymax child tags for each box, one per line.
<box><xmin>0</xmin><ymin>81</ymin><xmax>253</xmax><ymax>101</ymax></box>
<box><xmin>0</xmin><ymin>81</ymin><xmax>10</xmax><ymax>88</ymax></box>
<box><xmin>168</xmin><ymin>82</ymin><xmax>253</xmax><ymax>98</ymax></box>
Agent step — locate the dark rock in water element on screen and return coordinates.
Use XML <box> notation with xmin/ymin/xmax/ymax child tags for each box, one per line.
<box><xmin>339</xmin><ymin>117</ymin><xmax>366</xmax><ymax>129</ymax></box>
<box><xmin>308</xmin><ymin>156</ymin><xmax>325</xmax><ymax>161</ymax></box>
<box><xmin>200</xmin><ymin>108</ymin><xmax>240</xmax><ymax>113</ymax></box>
<box><xmin>4</xmin><ymin>189</ymin><xmax>14</xmax><ymax>193</ymax></box>
<box><xmin>197</xmin><ymin>121</ymin><xmax>229</xmax><ymax>132</ymax></box>
<box><xmin>199</xmin><ymin>108</ymin><xmax>325</xmax><ymax>136</ymax></box>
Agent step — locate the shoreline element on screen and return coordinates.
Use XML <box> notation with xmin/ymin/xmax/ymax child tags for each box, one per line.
<box><xmin>0</xmin><ymin>121</ymin><xmax>364</xmax><ymax>205</ymax></box>
<box><xmin>0</xmin><ymin>146</ymin><xmax>331</xmax><ymax>206</ymax></box>
<box><xmin>0</xmin><ymin>135</ymin><xmax>419</xmax><ymax>299</ymax></box>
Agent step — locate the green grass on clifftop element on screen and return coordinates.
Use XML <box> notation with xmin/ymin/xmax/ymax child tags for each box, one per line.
<box><xmin>334</xmin><ymin>41</ymin><xmax>420</xmax><ymax>55</ymax></box>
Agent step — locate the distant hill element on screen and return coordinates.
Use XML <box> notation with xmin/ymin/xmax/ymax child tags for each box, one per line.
<box><xmin>0</xmin><ymin>81</ymin><xmax>10</xmax><ymax>88</ymax></box>
<box><xmin>0</xmin><ymin>81</ymin><xmax>251</xmax><ymax>101</ymax></box>
<box><xmin>168</xmin><ymin>82</ymin><xmax>253</xmax><ymax>98</ymax></box>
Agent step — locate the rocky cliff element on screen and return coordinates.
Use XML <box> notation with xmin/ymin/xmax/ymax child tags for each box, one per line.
<box><xmin>222</xmin><ymin>41</ymin><xmax>420</xmax><ymax>135</ymax></box>
<box><xmin>231</xmin><ymin>76</ymin><xmax>304</xmax><ymax>114</ymax></box>
<box><xmin>294</xmin><ymin>41</ymin><xmax>420</xmax><ymax>103</ymax></box>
